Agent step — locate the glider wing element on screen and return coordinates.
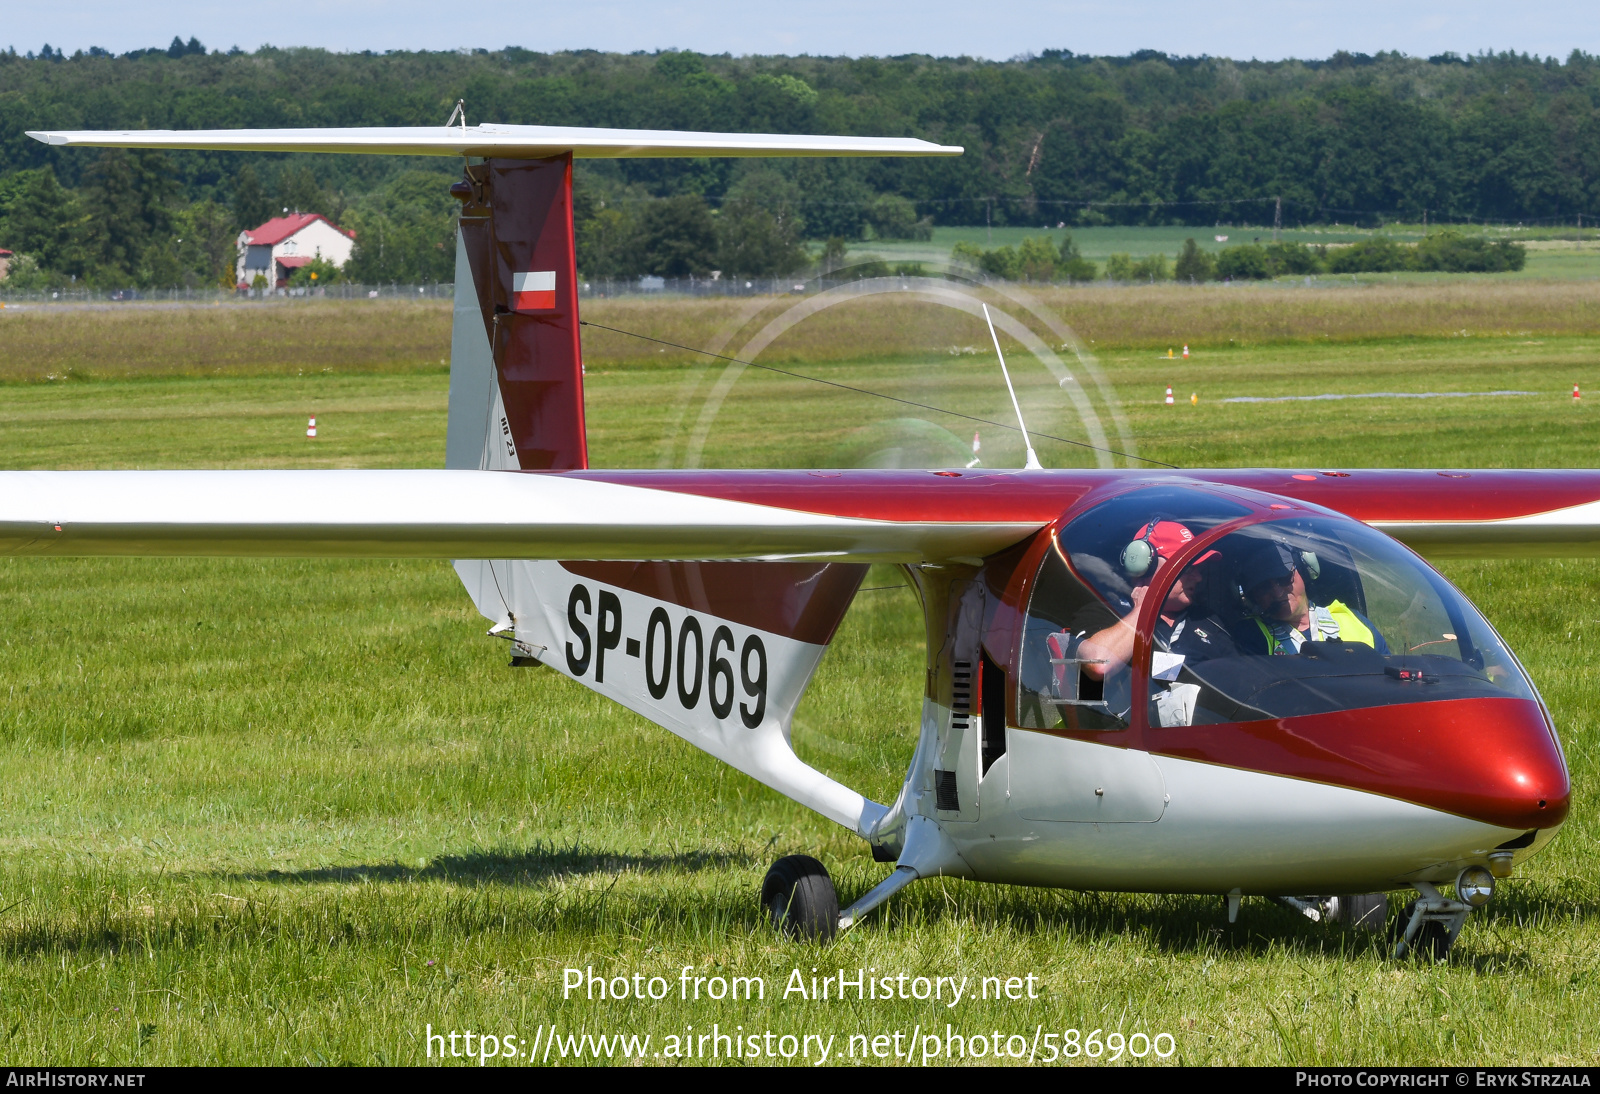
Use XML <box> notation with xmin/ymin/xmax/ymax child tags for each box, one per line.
<box><xmin>0</xmin><ymin>469</ymin><xmax>1040</xmax><ymax>563</ymax></box>
<box><xmin>27</xmin><ymin>124</ymin><xmax>962</xmax><ymax>159</ymax></box>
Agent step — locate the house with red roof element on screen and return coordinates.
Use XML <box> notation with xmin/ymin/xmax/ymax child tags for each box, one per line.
<box><xmin>236</xmin><ymin>213</ymin><xmax>355</xmax><ymax>291</ymax></box>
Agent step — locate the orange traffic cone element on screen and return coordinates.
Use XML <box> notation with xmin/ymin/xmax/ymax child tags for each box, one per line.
<box><xmin>307</xmin><ymin>416</ymin><xmax>317</xmax><ymax>438</ymax></box>
<box><xmin>1182</xmin><ymin>345</ymin><xmax>1190</xmax><ymax>358</ymax></box>
<box><xmin>1574</xmin><ymin>385</ymin><xmax>1582</xmax><ymax>404</ymax></box>
<box><xmin>1165</xmin><ymin>386</ymin><xmax>1175</xmax><ymax>406</ymax></box>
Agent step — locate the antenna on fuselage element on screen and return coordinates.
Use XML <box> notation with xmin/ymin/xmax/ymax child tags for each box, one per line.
<box><xmin>982</xmin><ymin>303</ymin><xmax>1042</xmax><ymax>470</ymax></box>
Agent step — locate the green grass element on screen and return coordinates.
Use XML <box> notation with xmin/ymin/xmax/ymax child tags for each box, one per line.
<box><xmin>2</xmin><ymin>321</ymin><xmax>1600</xmax><ymax>1065</ymax></box>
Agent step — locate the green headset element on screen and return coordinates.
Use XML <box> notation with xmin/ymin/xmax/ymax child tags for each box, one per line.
<box><xmin>1120</xmin><ymin>518</ymin><xmax>1165</xmax><ymax>577</ymax></box>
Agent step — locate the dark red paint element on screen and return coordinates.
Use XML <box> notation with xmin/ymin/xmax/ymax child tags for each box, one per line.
<box><xmin>564</xmin><ymin>468</ymin><xmax>1600</xmax><ymax>526</ymax></box>
<box><xmin>1146</xmin><ymin>697</ymin><xmax>1569</xmax><ymax>830</ymax></box>
<box><xmin>559</xmin><ymin>560</ymin><xmax>867</xmax><ymax>645</ymax></box>
<box><xmin>461</xmin><ymin>155</ymin><xmax>587</xmax><ymax>471</ymax></box>
<box><xmin>987</xmin><ymin>512</ymin><xmax>1571</xmax><ymax>829</ymax></box>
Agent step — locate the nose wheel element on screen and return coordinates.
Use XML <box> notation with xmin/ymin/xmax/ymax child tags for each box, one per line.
<box><xmin>1390</xmin><ymin>900</ymin><xmax>1457</xmax><ymax>960</ymax></box>
<box><xmin>1389</xmin><ymin>890</ymin><xmax>1472</xmax><ymax>961</ymax></box>
<box><xmin>1389</xmin><ymin>872</ymin><xmax>1496</xmax><ymax>961</ymax></box>
<box><xmin>761</xmin><ymin>855</ymin><xmax>838</xmax><ymax>943</ymax></box>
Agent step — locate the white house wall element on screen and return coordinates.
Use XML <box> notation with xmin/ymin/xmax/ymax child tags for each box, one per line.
<box><xmin>235</xmin><ymin>219</ymin><xmax>355</xmax><ymax>289</ymax></box>
<box><xmin>273</xmin><ymin>220</ymin><xmax>354</xmax><ymax>270</ymax></box>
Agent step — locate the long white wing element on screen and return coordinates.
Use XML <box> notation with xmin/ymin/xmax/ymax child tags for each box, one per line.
<box><xmin>0</xmin><ymin>470</ymin><xmax>1034</xmax><ymax>563</ymax></box>
<box><xmin>26</xmin><ymin>124</ymin><xmax>962</xmax><ymax>159</ymax></box>
<box><xmin>1372</xmin><ymin>503</ymin><xmax>1600</xmax><ymax>557</ymax></box>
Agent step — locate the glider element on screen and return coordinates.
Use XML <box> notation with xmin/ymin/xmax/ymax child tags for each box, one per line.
<box><xmin>13</xmin><ymin>119</ymin><xmax>1595</xmax><ymax>958</ymax></box>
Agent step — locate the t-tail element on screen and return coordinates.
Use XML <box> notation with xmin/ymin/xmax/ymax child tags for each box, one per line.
<box><xmin>407</xmin><ymin>128</ymin><xmax>959</xmax><ymax>834</ymax></box>
<box><xmin>440</xmin><ymin>151</ymin><xmax>876</xmax><ymax>830</ymax></box>
<box><xmin>17</xmin><ymin>120</ymin><xmax>986</xmax><ymax>835</ymax></box>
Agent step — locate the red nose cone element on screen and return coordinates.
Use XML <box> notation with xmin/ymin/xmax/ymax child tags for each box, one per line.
<box><xmin>1350</xmin><ymin>697</ymin><xmax>1571</xmax><ymax>829</ymax></box>
<box><xmin>1153</xmin><ymin>697</ymin><xmax>1569</xmax><ymax>829</ymax></box>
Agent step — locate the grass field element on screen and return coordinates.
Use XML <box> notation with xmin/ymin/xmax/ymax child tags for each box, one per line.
<box><xmin>1</xmin><ymin>289</ymin><xmax>1599</xmax><ymax>1066</ymax></box>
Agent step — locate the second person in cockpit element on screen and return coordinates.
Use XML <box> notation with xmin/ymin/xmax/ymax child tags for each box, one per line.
<box><xmin>1233</xmin><ymin>539</ymin><xmax>1389</xmax><ymax>656</ymax></box>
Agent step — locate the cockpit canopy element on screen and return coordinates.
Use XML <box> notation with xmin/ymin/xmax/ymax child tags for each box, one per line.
<box><xmin>1018</xmin><ymin>485</ymin><xmax>1537</xmax><ymax>731</ymax></box>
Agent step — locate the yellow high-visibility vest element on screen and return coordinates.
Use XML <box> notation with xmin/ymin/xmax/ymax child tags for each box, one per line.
<box><xmin>1254</xmin><ymin>599</ymin><xmax>1374</xmax><ymax>655</ymax></box>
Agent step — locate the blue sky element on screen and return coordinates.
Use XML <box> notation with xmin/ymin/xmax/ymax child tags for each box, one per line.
<box><xmin>8</xmin><ymin>1</ymin><xmax>1596</xmax><ymax>62</ymax></box>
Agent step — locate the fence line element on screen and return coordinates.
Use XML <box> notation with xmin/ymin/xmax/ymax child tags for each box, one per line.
<box><xmin>1</xmin><ymin>267</ymin><xmax>1523</xmax><ymax>306</ymax></box>
<box><xmin>0</xmin><ymin>283</ymin><xmax>456</xmax><ymax>305</ymax></box>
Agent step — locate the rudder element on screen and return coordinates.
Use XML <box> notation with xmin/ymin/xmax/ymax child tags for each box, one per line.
<box><xmin>446</xmin><ymin>155</ymin><xmax>586</xmax><ymax>471</ymax></box>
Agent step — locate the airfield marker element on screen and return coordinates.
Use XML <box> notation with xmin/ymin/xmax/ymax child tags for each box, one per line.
<box><xmin>307</xmin><ymin>416</ymin><xmax>317</xmax><ymax>438</ymax></box>
<box><xmin>1574</xmin><ymin>385</ymin><xmax>1581</xmax><ymax>403</ymax></box>
<box><xmin>1165</xmin><ymin>386</ymin><xmax>1175</xmax><ymax>406</ymax></box>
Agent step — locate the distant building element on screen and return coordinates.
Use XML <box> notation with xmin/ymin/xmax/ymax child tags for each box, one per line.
<box><xmin>236</xmin><ymin>213</ymin><xmax>354</xmax><ymax>290</ymax></box>
<box><xmin>0</xmin><ymin>249</ymin><xmax>12</xmax><ymax>281</ymax></box>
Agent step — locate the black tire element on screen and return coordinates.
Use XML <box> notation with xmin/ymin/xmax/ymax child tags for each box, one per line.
<box><xmin>761</xmin><ymin>855</ymin><xmax>838</xmax><ymax>943</ymax></box>
<box><xmin>1335</xmin><ymin>893</ymin><xmax>1388</xmax><ymax>932</ymax></box>
<box><xmin>1404</xmin><ymin>919</ymin><xmax>1453</xmax><ymax>961</ymax></box>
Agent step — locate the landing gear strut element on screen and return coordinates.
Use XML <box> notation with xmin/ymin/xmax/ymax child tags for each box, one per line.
<box><xmin>1389</xmin><ymin>868</ymin><xmax>1498</xmax><ymax>960</ymax></box>
<box><xmin>1390</xmin><ymin>882</ymin><xmax>1469</xmax><ymax>960</ymax></box>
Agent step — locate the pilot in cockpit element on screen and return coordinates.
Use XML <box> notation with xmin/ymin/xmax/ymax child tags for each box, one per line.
<box><xmin>1233</xmin><ymin>539</ymin><xmax>1389</xmax><ymax>656</ymax></box>
<box><xmin>1049</xmin><ymin>519</ymin><xmax>1237</xmax><ymax>721</ymax></box>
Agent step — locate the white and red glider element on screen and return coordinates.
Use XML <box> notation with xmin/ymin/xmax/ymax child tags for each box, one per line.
<box><xmin>11</xmin><ymin>121</ymin><xmax>1594</xmax><ymax>955</ymax></box>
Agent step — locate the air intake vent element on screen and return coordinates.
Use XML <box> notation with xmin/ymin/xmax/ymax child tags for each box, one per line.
<box><xmin>951</xmin><ymin>661</ymin><xmax>972</xmax><ymax>731</ymax></box>
<box><xmin>935</xmin><ymin>769</ymin><xmax>959</xmax><ymax>812</ymax></box>
<box><xmin>1496</xmin><ymin>829</ymin><xmax>1538</xmax><ymax>850</ymax></box>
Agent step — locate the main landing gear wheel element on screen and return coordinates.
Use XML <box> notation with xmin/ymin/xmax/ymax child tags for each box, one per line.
<box><xmin>1332</xmin><ymin>893</ymin><xmax>1388</xmax><ymax>932</ymax></box>
<box><xmin>762</xmin><ymin>855</ymin><xmax>838</xmax><ymax>943</ymax></box>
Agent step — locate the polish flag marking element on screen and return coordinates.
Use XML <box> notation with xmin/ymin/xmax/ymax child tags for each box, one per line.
<box><xmin>512</xmin><ymin>271</ymin><xmax>557</xmax><ymax>311</ymax></box>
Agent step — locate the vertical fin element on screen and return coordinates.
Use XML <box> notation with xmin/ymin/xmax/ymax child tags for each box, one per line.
<box><xmin>448</xmin><ymin>155</ymin><xmax>587</xmax><ymax>471</ymax></box>
<box><xmin>439</xmin><ymin>162</ymin><xmax>886</xmax><ymax>832</ymax></box>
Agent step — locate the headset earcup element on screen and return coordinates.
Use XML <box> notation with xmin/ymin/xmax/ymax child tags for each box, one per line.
<box><xmin>1300</xmin><ymin>550</ymin><xmax>1321</xmax><ymax>581</ymax></box>
<box><xmin>1122</xmin><ymin>539</ymin><xmax>1154</xmax><ymax>577</ymax></box>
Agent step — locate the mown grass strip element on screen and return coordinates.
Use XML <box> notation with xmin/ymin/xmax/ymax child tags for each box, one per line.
<box><xmin>0</xmin><ymin>300</ymin><xmax>1596</xmax><ymax>1065</ymax></box>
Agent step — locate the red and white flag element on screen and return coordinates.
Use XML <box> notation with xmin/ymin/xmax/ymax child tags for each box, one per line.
<box><xmin>512</xmin><ymin>271</ymin><xmax>556</xmax><ymax>311</ymax></box>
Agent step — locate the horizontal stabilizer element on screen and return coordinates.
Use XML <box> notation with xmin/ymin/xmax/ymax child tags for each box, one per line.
<box><xmin>0</xmin><ymin>470</ymin><xmax>1035</xmax><ymax>563</ymax></box>
<box><xmin>27</xmin><ymin>124</ymin><xmax>962</xmax><ymax>159</ymax></box>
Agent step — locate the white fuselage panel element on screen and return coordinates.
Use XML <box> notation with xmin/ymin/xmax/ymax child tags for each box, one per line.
<box><xmin>947</xmin><ymin>730</ymin><xmax>1540</xmax><ymax>893</ymax></box>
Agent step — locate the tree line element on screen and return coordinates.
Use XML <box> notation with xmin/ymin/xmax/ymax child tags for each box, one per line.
<box><xmin>951</xmin><ymin>232</ymin><xmax>1527</xmax><ymax>284</ymax></box>
<box><xmin>0</xmin><ymin>150</ymin><xmax>461</xmax><ymax>288</ymax></box>
<box><xmin>0</xmin><ymin>42</ymin><xmax>1593</xmax><ymax>286</ymax></box>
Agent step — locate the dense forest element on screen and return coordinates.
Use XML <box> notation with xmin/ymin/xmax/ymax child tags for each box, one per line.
<box><xmin>1</xmin><ymin>41</ymin><xmax>1598</xmax><ymax>286</ymax></box>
